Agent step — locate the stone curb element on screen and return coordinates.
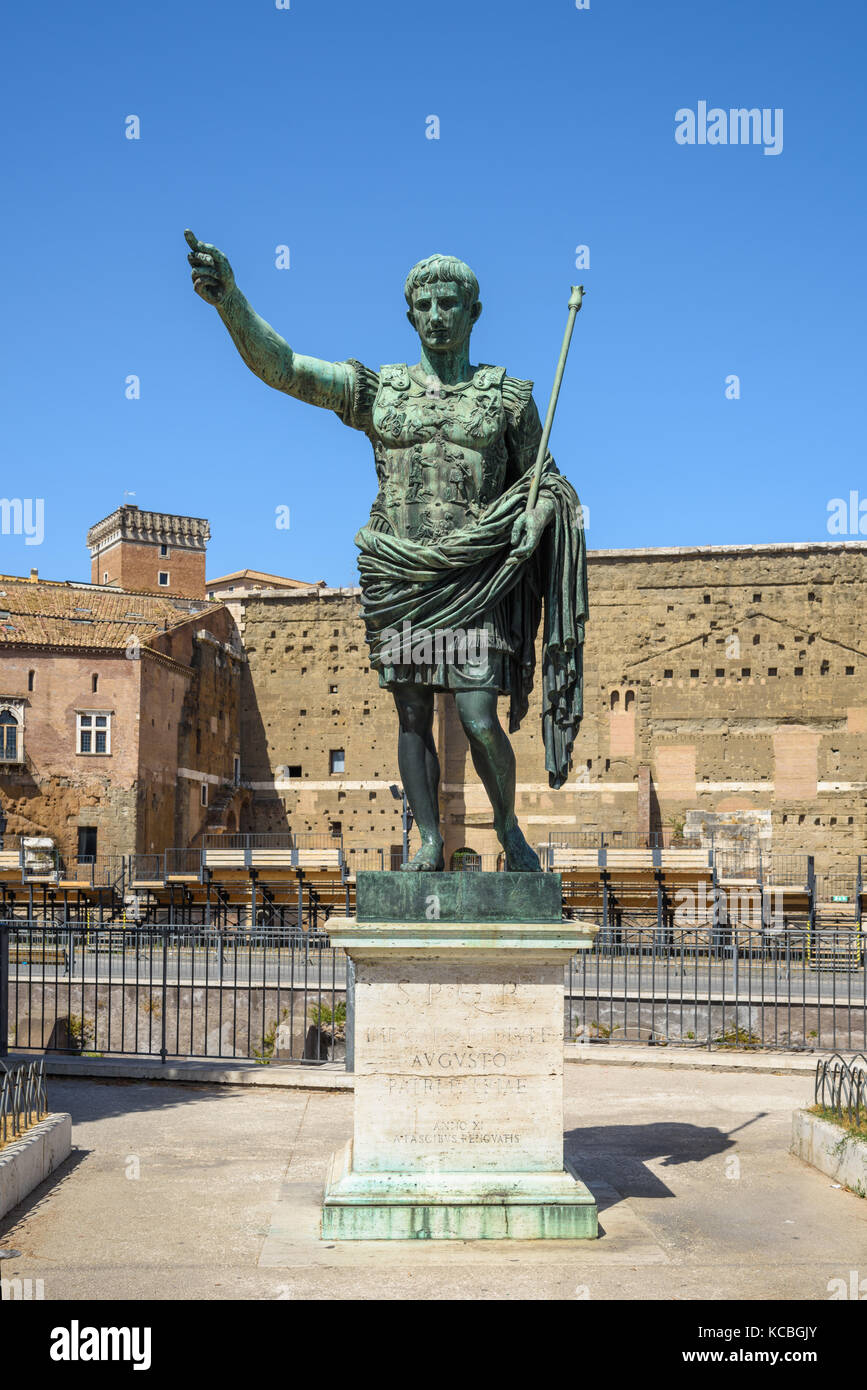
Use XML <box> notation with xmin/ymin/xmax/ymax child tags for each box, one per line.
<box><xmin>11</xmin><ymin>1046</ymin><xmax>831</xmax><ymax>1092</ymax></box>
<box><xmin>564</xmin><ymin>1044</ymin><xmax>822</xmax><ymax>1074</ymax></box>
<box><xmin>790</xmin><ymin>1108</ymin><xmax>867</xmax><ymax>1195</ymax></box>
<box><xmin>0</xmin><ymin>1113</ymin><xmax>72</xmax><ymax>1221</ymax></box>
<box><xmin>23</xmin><ymin>1055</ymin><xmax>353</xmax><ymax>1091</ymax></box>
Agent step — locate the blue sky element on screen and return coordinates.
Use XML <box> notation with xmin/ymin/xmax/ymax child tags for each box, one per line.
<box><xmin>3</xmin><ymin>0</ymin><xmax>865</xmax><ymax>587</ymax></box>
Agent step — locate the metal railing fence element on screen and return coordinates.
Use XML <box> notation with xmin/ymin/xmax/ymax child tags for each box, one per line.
<box><xmin>344</xmin><ymin>847</ymin><xmax>387</xmax><ymax>874</ymax></box>
<box><xmin>3</xmin><ymin>919</ymin><xmax>865</xmax><ymax>1062</ymax></box>
<box><xmin>451</xmin><ymin>852</ymin><xmax>503</xmax><ymax>872</ymax></box>
<box><xmin>0</xmin><ymin>1056</ymin><xmax>46</xmax><ymax>1146</ymax></box>
<box><xmin>164</xmin><ymin>848</ymin><xmax>205</xmax><ymax>877</ymax></box>
<box><xmin>567</xmin><ymin>924</ymin><xmax>865</xmax><ymax>1052</ymax></box>
<box><xmin>3</xmin><ymin>920</ymin><xmax>345</xmax><ymax>1066</ymax></box>
<box><xmin>201</xmin><ymin>833</ymin><xmax>293</xmax><ymax>850</ymax></box>
<box><xmin>549</xmin><ymin>830</ymin><xmax>689</xmax><ymax>850</ymax></box>
<box><xmin>814</xmin><ymin>1052</ymin><xmax>867</xmax><ymax>1127</ymax></box>
<box><xmin>815</xmin><ymin>874</ymin><xmax>859</xmax><ymax>904</ymax></box>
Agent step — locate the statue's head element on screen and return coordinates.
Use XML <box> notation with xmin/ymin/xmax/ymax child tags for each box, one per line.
<box><xmin>404</xmin><ymin>254</ymin><xmax>482</xmax><ymax>353</ymax></box>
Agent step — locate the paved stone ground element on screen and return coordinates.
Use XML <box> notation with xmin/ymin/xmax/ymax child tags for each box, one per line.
<box><xmin>1</xmin><ymin>1066</ymin><xmax>864</xmax><ymax>1300</ymax></box>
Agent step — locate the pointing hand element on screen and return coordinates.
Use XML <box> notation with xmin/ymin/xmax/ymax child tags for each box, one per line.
<box><xmin>184</xmin><ymin>229</ymin><xmax>235</xmax><ymax>307</ymax></box>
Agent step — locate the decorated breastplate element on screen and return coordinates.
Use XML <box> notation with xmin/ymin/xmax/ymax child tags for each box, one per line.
<box><xmin>368</xmin><ymin>363</ymin><xmax>509</xmax><ymax>542</ymax></box>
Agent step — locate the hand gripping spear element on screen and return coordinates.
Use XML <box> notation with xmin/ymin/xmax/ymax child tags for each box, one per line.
<box><xmin>525</xmin><ymin>284</ymin><xmax>584</xmax><ymax>513</ymax></box>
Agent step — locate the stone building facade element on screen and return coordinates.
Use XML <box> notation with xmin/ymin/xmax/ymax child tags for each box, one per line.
<box><xmin>0</xmin><ymin>573</ymin><xmax>243</xmax><ymax>863</ymax></box>
<box><xmin>235</xmin><ymin>541</ymin><xmax>867</xmax><ymax>873</ymax></box>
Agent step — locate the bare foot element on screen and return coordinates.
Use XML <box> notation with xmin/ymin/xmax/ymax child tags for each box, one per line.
<box><xmin>502</xmin><ymin>824</ymin><xmax>542</xmax><ymax>872</ymax></box>
<box><xmin>400</xmin><ymin>839</ymin><xmax>445</xmax><ymax>872</ymax></box>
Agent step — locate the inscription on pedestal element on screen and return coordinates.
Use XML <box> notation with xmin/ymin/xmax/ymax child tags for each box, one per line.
<box><xmin>352</xmin><ymin>962</ymin><xmax>565</xmax><ymax>1173</ymax></box>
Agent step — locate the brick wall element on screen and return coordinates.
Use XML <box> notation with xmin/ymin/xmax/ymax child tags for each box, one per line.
<box><xmin>91</xmin><ymin>539</ymin><xmax>206</xmax><ymax>598</ymax></box>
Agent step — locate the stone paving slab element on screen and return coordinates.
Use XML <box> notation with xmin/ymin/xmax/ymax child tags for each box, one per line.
<box><xmin>259</xmin><ymin>1177</ymin><xmax>667</xmax><ymax>1267</ymax></box>
<box><xmin>0</xmin><ymin>1066</ymin><xmax>863</xmax><ymax>1299</ymax></box>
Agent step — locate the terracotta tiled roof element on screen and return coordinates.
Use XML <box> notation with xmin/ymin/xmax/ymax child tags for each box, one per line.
<box><xmin>207</xmin><ymin>569</ymin><xmax>324</xmax><ymax>589</ymax></box>
<box><xmin>0</xmin><ymin>579</ymin><xmax>207</xmax><ymax>650</ymax></box>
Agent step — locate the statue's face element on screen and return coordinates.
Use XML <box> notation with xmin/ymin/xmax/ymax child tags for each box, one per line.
<box><xmin>408</xmin><ymin>280</ymin><xmax>480</xmax><ymax>353</ymax></box>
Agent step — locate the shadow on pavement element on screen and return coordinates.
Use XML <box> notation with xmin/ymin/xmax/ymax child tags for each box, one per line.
<box><xmin>565</xmin><ymin>1115</ymin><xmax>767</xmax><ymax>1201</ymax></box>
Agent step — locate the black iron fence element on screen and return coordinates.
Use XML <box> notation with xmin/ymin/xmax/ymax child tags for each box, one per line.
<box><xmin>3</xmin><ymin>921</ymin><xmax>346</xmax><ymax>1065</ymax></box>
<box><xmin>814</xmin><ymin>1052</ymin><xmax>867</xmax><ymax>1127</ymax></box>
<box><xmin>0</xmin><ymin>1056</ymin><xmax>47</xmax><ymax>1146</ymax></box>
<box><xmin>567</xmin><ymin>924</ymin><xmax>865</xmax><ymax>1052</ymax></box>
<box><xmin>2</xmin><ymin>919</ymin><xmax>865</xmax><ymax>1063</ymax></box>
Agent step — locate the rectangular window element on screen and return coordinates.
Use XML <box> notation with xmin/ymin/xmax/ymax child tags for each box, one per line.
<box><xmin>287</xmin><ymin>765</ymin><xmax>302</xmax><ymax>778</ymax></box>
<box><xmin>77</xmin><ymin>712</ymin><xmax>111</xmax><ymax>755</ymax></box>
<box><xmin>233</xmin><ymin>755</ymin><xmax>241</xmax><ymax>785</ymax></box>
<box><xmin>200</xmin><ymin>783</ymin><xmax>208</xmax><ymax>806</ymax></box>
<box><xmin>329</xmin><ymin>749</ymin><xmax>345</xmax><ymax>774</ymax></box>
<box><xmin>0</xmin><ymin>717</ymin><xmax>19</xmax><ymax>761</ymax></box>
<box><xmin>158</xmin><ymin>571</ymin><xmax>169</xmax><ymax>587</ymax></box>
<box><xmin>160</xmin><ymin>544</ymin><xmax>169</xmax><ymax>557</ymax></box>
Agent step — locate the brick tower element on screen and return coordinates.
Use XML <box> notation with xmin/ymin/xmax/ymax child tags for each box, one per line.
<box><xmin>87</xmin><ymin>505</ymin><xmax>210</xmax><ymax>598</ymax></box>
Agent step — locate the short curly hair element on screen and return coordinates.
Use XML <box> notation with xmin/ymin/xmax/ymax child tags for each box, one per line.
<box><xmin>404</xmin><ymin>254</ymin><xmax>480</xmax><ymax>311</ymax></box>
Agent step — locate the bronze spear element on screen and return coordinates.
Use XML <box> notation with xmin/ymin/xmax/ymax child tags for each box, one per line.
<box><xmin>525</xmin><ymin>284</ymin><xmax>585</xmax><ymax>513</ymax></box>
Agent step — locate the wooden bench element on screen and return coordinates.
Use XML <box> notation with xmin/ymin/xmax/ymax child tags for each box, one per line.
<box><xmin>9</xmin><ymin>946</ymin><xmax>67</xmax><ymax>967</ymax></box>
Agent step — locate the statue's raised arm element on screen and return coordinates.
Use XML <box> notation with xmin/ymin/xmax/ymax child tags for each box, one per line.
<box><xmin>184</xmin><ymin>229</ymin><xmax>349</xmax><ymax>412</ymax></box>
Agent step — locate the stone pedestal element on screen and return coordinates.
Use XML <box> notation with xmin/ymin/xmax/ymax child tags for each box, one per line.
<box><xmin>321</xmin><ymin>871</ymin><xmax>598</xmax><ymax>1240</ymax></box>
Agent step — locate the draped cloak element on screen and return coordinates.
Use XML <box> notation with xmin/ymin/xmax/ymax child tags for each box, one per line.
<box><xmin>335</xmin><ymin>360</ymin><xmax>589</xmax><ymax>790</ymax></box>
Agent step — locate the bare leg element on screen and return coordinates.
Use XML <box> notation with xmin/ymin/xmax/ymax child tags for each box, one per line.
<box><xmin>392</xmin><ymin>684</ymin><xmax>444</xmax><ymax>871</ymax></box>
<box><xmin>454</xmin><ymin>689</ymin><xmax>541</xmax><ymax>872</ymax></box>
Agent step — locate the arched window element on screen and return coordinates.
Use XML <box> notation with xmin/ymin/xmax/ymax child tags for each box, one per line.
<box><xmin>451</xmin><ymin>846</ymin><xmax>481</xmax><ymax>872</ymax></box>
<box><xmin>624</xmin><ymin>690</ymin><xmax>635</xmax><ymax>710</ymax></box>
<box><xmin>610</xmin><ymin>690</ymin><xmax>620</xmax><ymax>710</ymax></box>
<box><xmin>0</xmin><ymin>710</ymin><xmax>19</xmax><ymax>761</ymax></box>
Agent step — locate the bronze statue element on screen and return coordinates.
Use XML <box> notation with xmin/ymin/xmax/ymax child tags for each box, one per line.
<box><xmin>185</xmin><ymin>232</ymin><xmax>588</xmax><ymax>871</ymax></box>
